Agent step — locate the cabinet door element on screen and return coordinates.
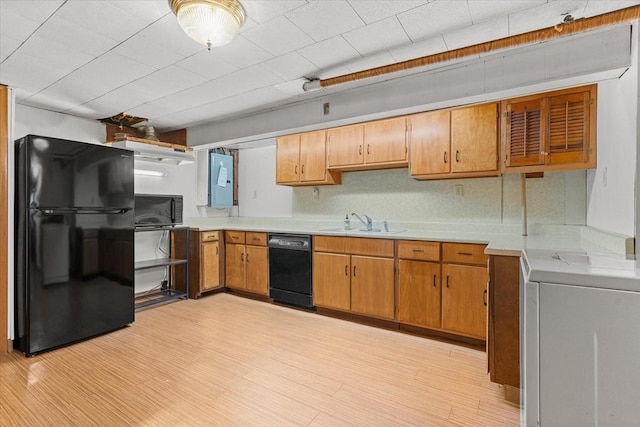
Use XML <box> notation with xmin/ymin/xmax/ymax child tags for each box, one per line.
<box><xmin>409</xmin><ymin>110</ymin><xmax>450</xmax><ymax>175</ymax></box>
<box><xmin>503</xmin><ymin>98</ymin><xmax>544</xmax><ymax>167</ymax></box>
<box><xmin>546</xmin><ymin>90</ymin><xmax>590</xmax><ymax>165</ymax></box>
<box><xmin>442</xmin><ymin>264</ymin><xmax>488</xmax><ymax>338</ymax></box>
<box><xmin>201</xmin><ymin>241</ymin><xmax>220</xmax><ymax>291</ymax></box>
<box><xmin>276</xmin><ymin>134</ymin><xmax>300</xmax><ymax>183</ymax></box>
<box><xmin>225</xmin><ymin>243</ymin><xmax>245</xmax><ymax>289</ymax></box>
<box><xmin>351</xmin><ymin>256</ymin><xmax>395</xmax><ymax>320</ymax></box>
<box><xmin>398</xmin><ymin>260</ymin><xmax>441</xmax><ymax>329</ymax></box>
<box><xmin>327</xmin><ymin>125</ymin><xmax>364</xmax><ymax>167</ymax></box>
<box><xmin>363</xmin><ymin>117</ymin><xmax>407</xmax><ymax>165</ymax></box>
<box><xmin>313</xmin><ymin>252</ymin><xmax>351</xmax><ymax>311</ymax></box>
<box><xmin>245</xmin><ymin>245</ymin><xmax>269</xmax><ymax>295</ymax></box>
<box><xmin>299</xmin><ymin>130</ymin><xmax>327</xmax><ymax>182</ymax></box>
<box><xmin>451</xmin><ymin>103</ymin><xmax>498</xmax><ymax>173</ymax></box>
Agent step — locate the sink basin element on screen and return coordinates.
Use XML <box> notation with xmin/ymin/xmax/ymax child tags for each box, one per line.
<box><xmin>351</xmin><ymin>228</ymin><xmax>407</xmax><ymax>234</ymax></box>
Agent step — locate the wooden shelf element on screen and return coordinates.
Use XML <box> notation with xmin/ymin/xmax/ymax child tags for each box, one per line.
<box><xmin>104</xmin><ymin>136</ymin><xmax>192</xmax><ymax>152</ymax></box>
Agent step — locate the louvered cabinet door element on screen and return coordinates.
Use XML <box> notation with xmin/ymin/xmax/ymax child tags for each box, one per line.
<box><xmin>546</xmin><ymin>91</ymin><xmax>591</xmax><ymax>165</ymax></box>
<box><xmin>503</xmin><ymin>98</ymin><xmax>545</xmax><ymax>168</ymax></box>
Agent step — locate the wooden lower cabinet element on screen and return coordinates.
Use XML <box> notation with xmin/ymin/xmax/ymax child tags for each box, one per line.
<box><xmin>488</xmin><ymin>255</ymin><xmax>520</xmax><ymax>388</ymax></box>
<box><xmin>224</xmin><ymin>231</ymin><xmax>268</xmax><ymax>296</ymax></box>
<box><xmin>441</xmin><ymin>263</ymin><xmax>488</xmax><ymax>339</ymax></box>
<box><xmin>245</xmin><ymin>245</ymin><xmax>268</xmax><ymax>295</ymax></box>
<box><xmin>313</xmin><ymin>252</ymin><xmax>351</xmax><ymax>311</ymax></box>
<box><xmin>350</xmin><ymin>256</ymin><xmax>395</xmax><ymax>319</ymax></box>
<box><xmin>398</xmin><ymin>259</ymin><xmax>441</xmax><ymax>329</ymax></box>
<box><xmin>313</xmin><ymin>236</ymin><xmax>395</xmax><ymax>320</ymax></box>
<box><xmin>179</xmin><ymin>230</ymin><xmax>223</xmax><ymax>299</ymax></box>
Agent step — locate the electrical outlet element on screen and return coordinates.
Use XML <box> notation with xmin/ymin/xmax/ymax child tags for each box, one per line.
<box><xmin>602</xmin><ymin>166</ymin><xmax>608</xmax><ymax>187</ymax></box>
<box><xmin>312</xmin><ymin>187</ymin><xmax>320</xmax><ymax>199</ymax></box>
<box><xmin>323</xmin><ymin>102</ymin><xmax>330</xmax><ymax>115</ymax></box>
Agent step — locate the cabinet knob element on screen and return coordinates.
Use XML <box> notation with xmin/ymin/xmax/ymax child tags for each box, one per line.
<box><xmin>345</xmin><ymin>265</ymin><xmax>348</xmax><ymax>276</ymax></box>
<box><xmin>433</xmin><ymin>274</ymin><xmax>437</xmax><ymax>287</ymax></box>
<box><xmin>353</xmin><ymin>265</ymin><xmax>357</xmax><ymax>277</ymax></box>
<box><xmin>367</xmin><ymin>144</ymin><xmax>370</xmax><ymax>155</ymax></box>
<box><xmin>483</xmin><ymin>289</ymin><xmax>488</xmax><ymax>306</ymax></box>
<box><xmin>359</xmin><ymin>145</ymin><xmax>362</xmax><ymax>155</ymax></box>
<box><xmin>241</xmin><ymin>253</ymin><xmax>244</xmax><ymax>261</ymax></box>
<box><xmin>455</xmin><ymin>150</ymin><xmax>460</xmax><ymax>162</ymax></box>
<box><xmin>295</xmin><ymin>165</ymin><xmax>298</xmax><ymax>174</ymax></box>
<box><xmin>301</xmin><ymin>164</ymin><xmax>305</xmax><ymax>174</ymax></box>
<box><xmin>444</xmin><ymin>151</ymin><xmax>447</xmax><ymax>164</ymax></box>
<box><xmin>446</xmin><ymin>276</ymin><xmax>449</xmax><ymax>288</ymax></box>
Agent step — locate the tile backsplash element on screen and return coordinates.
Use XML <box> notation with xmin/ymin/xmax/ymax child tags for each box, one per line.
<box><xmin>293</xmin><ymin>168</ymin><xmax>586</xmax><ymax>225</ymax></box>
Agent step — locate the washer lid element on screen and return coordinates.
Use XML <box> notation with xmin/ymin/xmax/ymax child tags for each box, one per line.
<box><xmin>523</xmin><ymin>249</ymin><xmax>640</xmax><ymax>292</ymax></box>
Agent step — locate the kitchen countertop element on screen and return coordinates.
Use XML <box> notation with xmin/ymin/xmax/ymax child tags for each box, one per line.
<box><xmin>182</xmin><ymin>217</ymin><xmax>633</xmax><ymax>257</ymax></box>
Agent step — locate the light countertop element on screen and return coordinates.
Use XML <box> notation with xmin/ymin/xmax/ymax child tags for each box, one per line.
<box><xmin>182</xmin><ymin>218</ymin><xmax>632</xmax><ymax>257</ymax></box>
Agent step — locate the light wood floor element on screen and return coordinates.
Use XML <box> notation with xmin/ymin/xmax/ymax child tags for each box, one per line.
<box><xmin>0</xmin><ymin>293</ymin><xmax>520</xmax><ymax>426</ymax></box>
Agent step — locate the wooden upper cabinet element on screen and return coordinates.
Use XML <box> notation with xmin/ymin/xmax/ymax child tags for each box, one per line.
<box><xmin>547</xmin><ymin>91</ymin><xmax>591</xmax><ymax>165</ymax></box>
<box><xmin>410</xmin><ymin>103</ymin><xmax>499</xmax><ymax>179</ymax></box>
<box><xmin>327</xmin><ymin>118</ymin><xmax>408</xmax><ymax>171</ymax></box>
<box><xmin>327</xmin><ymin>125</ymin><xmax>364</xmax><ymax>168</ymax></box>
<box><xmin>450</xmin><ymin>103</ymin><xmax>498</xmax><ymax>173</ymax></box>
<box><xmin>276</xmin><ymin>130</ymin><xmax>340</xmax><ymax>186</ymax></box>
<box><xmin>409</xmin><ymin>110</ymin><xmax>451</xmax><ymax>175</ymax></box>
<box><xmin>502</xmin><ymin>84</ymin><xmax>596</xmax><ymax>173</ymax></box>
<box><xmin>504</xmin><ymin>98</ymin><xmax>545</xmax><ymax>168</ymax></box>
<box><xmin>362</xmin><ymin>117</ymin><xmax>407</xmax><ymax>165</ymax></box>
<box><xmin>299</xmin><ymin>130</ymin><xmax>327</xmax><ymax>182</ymax></box>
<box><xmin>276</xmin><ymin>134</ymin><xmax>300</xmax><ymax>183</ymax></box>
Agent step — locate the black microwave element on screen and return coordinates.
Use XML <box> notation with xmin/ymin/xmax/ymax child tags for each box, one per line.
<box><xmin>134</xmin><ymin>194</ymin><xmax>183</xmax><ymax>227</ymax></box>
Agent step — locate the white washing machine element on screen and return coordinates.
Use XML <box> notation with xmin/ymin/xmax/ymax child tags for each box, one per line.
<box><xmin>520</xmin><ymin>249</ymin><xmax>640</xmax><ymax>427</ymax></box>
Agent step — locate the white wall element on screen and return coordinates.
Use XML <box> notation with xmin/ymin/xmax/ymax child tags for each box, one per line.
<box><xmin>237</xmin><ymin>144</ymin><xmax>292</xmax><ymax>218</ymax></box>
<box><xmin>14</xmin><ymin>105</ymin><xmax>104</xmax><ymax>143</ymax></box>
<box><xmin>586</xmin><ymin>24</ymin><xmax>639</xmax><ymax>237</ymax></box>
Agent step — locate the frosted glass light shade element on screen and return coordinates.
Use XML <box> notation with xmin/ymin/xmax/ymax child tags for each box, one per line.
<box><xmin>168</xmin><ymin>0</ymin><xmax>245</xmax><ymax>49</ymax></box>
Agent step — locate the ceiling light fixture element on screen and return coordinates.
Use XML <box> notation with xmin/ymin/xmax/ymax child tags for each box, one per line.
<box><xmin>168</xmin><ymin>0</ymin><xmax>246</xmax><ymax>51</ymax></box>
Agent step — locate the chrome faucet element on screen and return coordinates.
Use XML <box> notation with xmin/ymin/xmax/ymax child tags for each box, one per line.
<box><xmin>351</xmin><ymin>213</ymin><xmax>373</xmax><ymax>231</ymax></box>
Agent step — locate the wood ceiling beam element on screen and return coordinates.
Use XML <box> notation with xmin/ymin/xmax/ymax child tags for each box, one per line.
<box><xmin>319</xmin><ymin>5</ymin><xmax>640</xmax><ymax>89</ymax></box>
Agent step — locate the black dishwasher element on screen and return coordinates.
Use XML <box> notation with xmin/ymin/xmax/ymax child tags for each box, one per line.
<box><xmin>267</xmin><ymin>233</ymin><xmax>313</xmax><ymax>309</ymax></box>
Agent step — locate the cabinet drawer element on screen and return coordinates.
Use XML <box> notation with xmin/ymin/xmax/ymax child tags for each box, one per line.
<box><xmin>313</xmin><ymin>236</ymin><xmax>394</xmax><ymax>257</ymax></box>
<box><xmin>201</xmin><ymin>230</ymin><xmax>220</xmax><ymax>242</ymax></box>
<box><xmin>225</xmin><ymin>231</ymin><xmax>245</xmax><ymax>244</ymax></box>
<box><xmin>397</xmin><ymin>240</ymin><xmax>440</xmax><ymax>261</ymax></box>
<box><xmin>442</xmin><ymin>243</ymin><xmax>487</xmax><ymax>265</ymax></box>
<box><xmin>246</xmin><ymin>232</ymin><xmax>267</xmax><ymax>246</ymax></box>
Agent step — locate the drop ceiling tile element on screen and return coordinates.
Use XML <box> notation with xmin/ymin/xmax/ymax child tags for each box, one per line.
<box><xmin>318</xmin><ymin>65</ymin><xmax>353</xmax><ymax>80</ymax></box>
<box><xmin>175</xmin><ymin>51</ymin><xmax>238</xmax><ymax>80</ymax></box>
<box><xmin>467</xmin><ymin>1</ymin><xmax>546</xmax><ymax>24</ymax></box>
<box><xmin>298</xmin><ymin>36</ymin><xmax>361</xmax><ymax>70</ymax></box>
<box><xmin>22</xmin><ymin>91</ymin><xmax>87</xmax><ymax>112</ymax></box>
<box><xmin>443</xmin><ymin>16</ymin><xmax>509</xmax><ymax>50</ymax></box>
<box><xmin>0</xmin><ymin>0</ymin><xmax>64</xmax><ymax>23</ymax></box>
<box><xmin>344</xmin><ymin>51</ymin><xmax>396</xmax><ymax>73</ymax></box>
<box><xmin>343</xmin><ymin>17</ymin><xmax>411</xmax><ymax>56</ymax></box>
<box><xmin>107</xmin><ymin>0</ymin><xmax>170</xmax><ymax>25</ymax></box>
<box><xmin>76</xmin><ymin>86</ymin><xmax>153</xmax><ymax>118</ymax></box>
<box><xmin>398</xmin><ymin>1</ymin><xmax>472</xmax><ymax>42</ymax></box>
<box><xmin>582</xmin><ymin>0</ymin><xmax>639</xmax><ymax>17</ymax></box>
<box><xmin>205</xmin><ymin>35</ymin><xmax>273</xmax><ymax>69</ymax></box>
<box><xmin>138</xmin><ymin>14</ymin><xmax>204</xmax><ymax>57</ymax></box>
<box><xmin>286</xmin><ymin>1</ymin><xmax>364</xmax><ymax>41</ymax></box>
<box><xmin>347</xmin><ymin>1</ymin><xmax>426</xmax><ymax>24</ymax></box>
<box><xmin>33</xmin><ymin>14</ymin><xmax>119</xmax><ymax>58</ymax></box>
<box><xmin>132</xmin><ymin>65</ymin><xmax>209</xmax><ymax>100</ymax></box>
<box><xmin>241</xmin><ymin>0</ymin><xmax>308</xmax><ymax>24</ymax></box>
<box><xmin>0</xmin><ymin>53</ymin><xmax>63</xmax><ymax>94</ymax></box>
<box><xmin>114</xmin><ymin>33</ymin><xmax>185</xmax><ymax>70</ymax></box>
<box><xmin>54</xmin><ymin>0</ymin><xmax>150</xmax><ymax>40</ymax></box>
<box><xmin>262</xmin><ymin>52</ymin><xmax>318</xmax><ymax>81</ymax></box>
<box><xmin>0</xmin><ymin>8</ymin><xmax>44</xmax><ymax>43</ymax></box>
<box><xmin>243</xmin><ymin>15</ymin><xmax>315</xmax><ymax>56</ymax></box>
<box><xmin>41</xmin><ymin>52</ymin><xmax>156</xmax><ymax>104</ymax></box>
<box><xmin>126</xmin><ymin>98</ymin><xmax>183</xmax><ymax>121</ymax></box>
<box><xmin>7</xmin><ymin>33</ymin><xmax>96</xmax><ymax>80</ymax></box>
<box><xmin>508</xmin><ymin>1</ymin><xmax>587</xmax><ymax>34</ymax></box>
<box><xmin>388</xmin><ymin>36</ymin><xmax>447</xmax><ymax>62</ymax></box>
<box><xmin>0</xmin><ymin>34</ymin><xmax>21</xmax><ymax>63</ymax></box>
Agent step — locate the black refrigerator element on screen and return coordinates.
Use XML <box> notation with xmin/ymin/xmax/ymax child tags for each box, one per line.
<box><xmin>15</xmin><ymin>135</ymin><xmax>135</xmax><ymax>356</ymax></box>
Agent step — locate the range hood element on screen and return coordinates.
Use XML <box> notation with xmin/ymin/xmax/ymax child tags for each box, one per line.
<box><xmin>110</xmin><ymin>139</ymin><xmax>194</xmax><ymax>165</ymax></box>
